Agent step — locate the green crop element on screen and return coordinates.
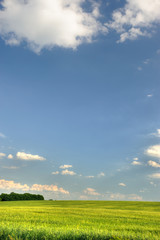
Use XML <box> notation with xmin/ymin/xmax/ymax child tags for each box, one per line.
<box><xmin>0</xmin><ymin>200</ymin><xmax>160</xmax><ymax>239</ymax></box>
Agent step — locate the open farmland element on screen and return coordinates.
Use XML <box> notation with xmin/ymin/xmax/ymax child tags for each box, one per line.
<box><xmin>0</xmin><ymin>200</ymin><xmax>160</xmax><ymax>240</ymax></box>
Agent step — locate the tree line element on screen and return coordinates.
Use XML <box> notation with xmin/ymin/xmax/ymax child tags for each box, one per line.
<box><xmin>0</xmin><ymin>192</ymin><xmax>44</xmax><ymax>201</ymax></box>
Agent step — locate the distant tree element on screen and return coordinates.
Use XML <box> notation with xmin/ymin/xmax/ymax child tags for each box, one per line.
<box><xmin>0</xmin><ymin>192</ymin><xmax>44</xmax><ymax>201</ymax></box>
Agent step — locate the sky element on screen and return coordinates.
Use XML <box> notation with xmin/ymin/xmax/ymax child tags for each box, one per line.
<box><xmin>0</xmin><ymin>0</ymin><xmax>160</xmax><ymax>201</ymax></box>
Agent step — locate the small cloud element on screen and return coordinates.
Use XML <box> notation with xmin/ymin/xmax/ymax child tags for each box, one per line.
<box><xmin>147</xmin><ymin>94</ymin><xmax>153</xmax><ymax>98</ymax></box>
<box><xmin>138</xmin><ymin>67</ymin><xmax>142</xmax><ymax>71</ymax></box>
<box><xmin>52</xmin><ymin>171</ymin><xmax>59</xmax><ymax>175</ymax></box>
<box><xmin>149</xmin><ymin>173</ymin><xmax>160</xmax><ymax>179</ymax></box>
<box><xmin>131</xmin><ymin>161</ymin><xmax>142</xmax><ymax>166</ymax></box>
<box><xmin>118</xmin><ymin>183</ymin><xmax>126</xmax><ymax>187</ymax></box>
<box><xmin>16</xmin><ymin>152</ymin><xmax>46</xmax><ymax>161</ymax></box>
<box><xmin>59</xmin><ymin>165</ymin><xmax>72</xmax><ymax>169</ymax></box>
<box><xmin>7</xmin><ymin>154</ymin><xmax>13</xmax><ymax>159</ymax></box>
<box><xmin>148</xmin><ymin>160</ymin><xmax>160</xmax><ymax>168</ymax></box>
<box><xmin>61</xmin><ymin>169</ymin><xmax>76</xmax><ymax>176</ymax></box>
<box><xmin>97</xmin><ymin>172</ymin><xmax>105</xmax><ymax>177</ymax></box>
<box><xmin>151</xmin><ymin>129</ymin><xmax>160</xmax><ymax>137</ymax></box>
<box><xmin>2</xmin><ymin>166</ymin><xmax>19</xmax><ymax>170</ymax></box>
<box><xmin>0</xmin><ymin>133</ymin><xmax>6</xmax><ymax>138</ymax></box>
<box><xmin>84</xmin><ymin>188</ymin><xmax>100</xmax><ymax>196</ymax></box>
<box><xmin>0</xmin><ymin>153</ymin><xmax>6</xmax><ymax>159</ymax></box>
<box><xmin>145</xmin><ymin>145</ymin><xmax>160</xmax><ymax>158</ymax></box>
<box><xmin>157</xmin><ymin>49</ymin><xmax>160</xmax><ymax>55</ymax></box>
<box><xmin>133</xmin><ymin>157</ymin><xmax>138</xmax><ymax>161</ymax></box>
<box><xmin>128</xmin><ymin>194</ymin><xmax>142</xmax><ymax>201</ymax></box>
<box><xmin>144</xmin><ymin>59</ymin><xmax>150</xmax><ymax>64</ymax></box>
<box><xmin>86</xmin><ymin>176</ymin><xmax>94</xmax><ymax>179</ymax></box>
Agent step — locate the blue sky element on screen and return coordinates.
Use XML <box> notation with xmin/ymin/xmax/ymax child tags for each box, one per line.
<box><xmin>0</xmin><ymin>0</ymin><xmax>160</xmax><ymax>201</ymax></box>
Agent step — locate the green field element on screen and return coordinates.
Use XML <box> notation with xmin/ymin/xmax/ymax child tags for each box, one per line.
<box><xmin>0</xmin><ymin>200</ymin><xmax>160</xmax><ymax>240</ymax></box>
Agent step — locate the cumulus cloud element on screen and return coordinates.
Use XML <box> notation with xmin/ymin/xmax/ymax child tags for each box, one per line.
<box><xmin>106</xmin><ymin>0</ymin><xmax>160</xmax><ymax>42</ymax></box>
<box><xmin>0</xmin><ymin>153</ymin><xmax>6</xmax><ymax>159</ymax></box>
<box><xmin>0</xmin><ymin>179</ymin><xmax>69</xmax><ymax>194</ymax></box>
<box><xmin>0</xmin><ymin>0</ymin><xmax>107</xmax><ymax>53</ymax></box>
<box><xmin>118</xmin><ymin>183</ymin><xmax>126</xmax><ymax>187</ymax></box>
<box><xmin>30</xmin><ymin>184</ymin><xmax>69</xmax><ymax>194</ymax></box>
<box><xmin>149</xmin><ymin>173</ymin><xmax>160</xmax><ymax>179</ymax></box>
<box><xmin>97</xmin><ymin>172</ymin><xmax>105</xmax><ymax>177</ymax></box>
<box><xmin>145</xmin><ymin>145</ymin><xmax>160</xmax><ymax>158</ymax></box>
<box><xmin>148</xmin><ymin>160</ymin><xmax>160</xmax><ymax>168</ymax></box>
<box><xmin>151</xmin><ymin>129</ymin><xmax>160</xmax><ymax>137</ymax></box>
<box><xmin>133</xmin><ymin>157</ymin><xmax>138</xmax><ymax>161</ymax></box>
<box><xmin>61</xmin><ymin>169</ymin><xmax>76</xmax><ymax>176</ymax></box>
<box><xmin>59</xmin><ymin>165</ymin><xmax>72</xmax><ymax>169</ymax></box>
<box><xmin>7</xmin><ymin>154</ymin><xmax>13</xmax><ymax>159</ymax></box>
<box><xmin>0</xmin><ymin>179</ymin><xmax>30</xmax><ymax>191</ymax></box>
<box><xmin>52</xmin><ymin>171</ymin><xmax>59</xmax><ymax>175</ymax></box>
<box><xmin>0</xmin><ymin>132</ymin><xmax>6</xmax><ymax>138</ymax></box>
<box><xmin>16</xmin><ymin>152</ymin><xmax>46</xmax><ymax>161</ymax></box>
<box><xmin>131</xmin><ymin>161</ymin><xmax>142</xmax><ymax>166</ymax></box>
<box><xmin>84</xmin><ymin>188</ymin><xmax>100</xmax><ymax>196</ymax></box>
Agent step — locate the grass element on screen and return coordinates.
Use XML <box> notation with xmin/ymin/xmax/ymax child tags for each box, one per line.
<box><xmin>0</xmin><ymin>200</ymin><xmax>160</xmax><ymax>239</ymax></box>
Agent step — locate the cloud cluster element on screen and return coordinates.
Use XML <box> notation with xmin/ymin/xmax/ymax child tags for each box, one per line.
<box><xmin>145</xmin><ymin>145</ymin><xmax>160</xmax><ymax>158</ymax></box>
<box><xmin>31</xmin><ymin>184</ymin><xmax>69</xmax><ymax>194</ymax></box>
<box><xmin>0</xmin><ymin>179</ymin><xmax>30</xmax><ymax>191</ymax></box>
<box><xmin>16</xmin><ymin>152</ymin><xmax>46</xmax><ymax>161</ymax></box>
<box><xmin>61</xmin><ymin>169</ymin><xmax>76</xmax><ymax>176</ymax></box>
<box><xmin>0</xmin><ymin>179</ymin><xmax>69</xmax><ymax>194</ymax></box>
<box><xmin>84</xmin><ymin>188</ymin><xmax>100</xmax><ymax>196</ymax></box>
<box><xmin>107</xmin><ymin>0</ymin><xmax>160</xmax><ymax>42</ymax></box>
<box><xmin>148</xmin><ymin>160</ymin><xmax>160</xmax><ymax>168</ymax></box>
<box><xmin>0</xmin><ymin>0</ymin><xmax>106</xmax><ymax>53</ymax></box>
<box><xmin>59</xmin><ymin>165</ymin><xmax>72</xmax><ymax>169</ymax></box>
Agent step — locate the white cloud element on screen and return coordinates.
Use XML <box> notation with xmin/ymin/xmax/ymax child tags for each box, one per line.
<box><xmin>106</xmin><ymin>0</ymin><xmax>160</xmax><ymax>42</ymax></box>
<box><xmin>0</xmin><ymin>132</ymin><xmax>6</xmax><ymax>138</ymax></box>
<box><xmin>61</xmin><ymin>169</ymin><xmax>76</xmax><ymax>176</ymax></box>
<box><xmin>133</xmin><ymin>157</ymin><xmax>138</xmax><ymax>161</ymax></box>
<box><xmin>145</xmin><ymin>145</ymin><xmax>160</xmax><ymax>158</ymax></box>
<box><xmin>108</xmin><ymin>193</ymin><xmax>142</xmax><ymax>201</ymax></box>
<box><xmin>84</xmin><ymin>188</ymin><xmax>100</xmax><ymax>196</ymax></box>
<box><xmin>16</xmin><ymin>152</ymin><xmax>46</xmax><ymax>161</ymax></box>
<box><xmin>144</xmin><ymin>59</ymin><xmax>150</xmax><ymax>64</ymax></box>
<box><xmin>131</xmin><ymin>161</ymin><xmax>142</xmax><ymax>166</ymax></box>
<box><xmin>7</xmin><ymin>154</ymin><xmax>13</xmax><ymax>159</ymax></box>
<box><xmin>147</xmin><ymin>94</ymin><xmax>153</xmax><ymax>98</ymax></box>
<box><xmin>86</xmin><ymin>176</ymin><xmax>94</xmax><ymax>179</ymax></box>
<box><xmin>138</xmin><ymin>66</ymin><xmax>142</xmax><ymax>71</ymax></box>
<box><xmin>0</xmin><ymin>178</ymin><xmax>69</xmax><ymax>194</ymax></box>
<box><xmin>0</xmin><ymin>0</ymin><xmax>107</xmax><ymax>53</ymax></box>
<box><xmin>0</xmin><ymin>179</ymin><xmax>29</xmax><ymax>191</ymax></box>
<box><xmin>2</xmin><ymin>166</ymin><xmax>19</xmax><ymax>170</ymax></box>
<box><xmin>118</xmin><ymin>183</ymin><xmax>126</xmax><ymax>187</ymax></box>
<box><xmin>148</xmin><ymin>160</ymin><xmax>160</xmax><ymax>168</ymax></box>
<box><xmin>97</xmin><ymin>172</ymin><xmax>105</xmax><ymax>177</ymax></box>
<box><xmin>149</xmin><ymin>173</ymin><xmax>160</xmax><ymax>179</ymax></box>
<box><xmin>30</xmin><ymin>184</ymin><xmax>69</xmax><ymax>194</ymax></box>
<box><xmin>52</xmin><ymin>171</ymin><xmax>59</xmax><ymax>175</ymax></box>
<box><xmin>151</xmin><ymin>129</ymin><xmax>160</xmax><ymax>137</ymax></box>
<box><xmin>59</xmin><ymin>165</ymin><xmax>72</xmax><ymax>169</ymax></box>
<box><xmin>0</xmin><ymin>153</ymin><xmax>6</xmax><ymax>159</ymax></box>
